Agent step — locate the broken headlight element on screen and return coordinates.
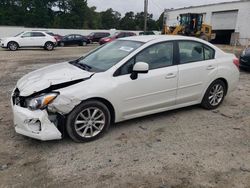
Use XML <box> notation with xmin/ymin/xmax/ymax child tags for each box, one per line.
<box><xmin>27</xmin><ymin>93</ymin><xmax>58</xmax><ymax>110</ymax></box>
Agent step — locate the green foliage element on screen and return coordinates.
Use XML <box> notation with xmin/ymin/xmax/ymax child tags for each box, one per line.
<box><xmin>0</xmin><ymin>0</ymin><xmax>161</xmax><ymax>31</ymax></box>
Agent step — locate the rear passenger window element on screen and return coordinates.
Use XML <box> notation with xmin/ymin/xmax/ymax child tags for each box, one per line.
<box><xmin>179</xmin><ymin>41</ymin><xmax>204</xmax><ymax>64</ymax></box>
<box><xmin>178</xmin><ymin>41</ymin><xmax>215</xmax><ymax>64</ymax></box>
<box><xmin>204</xmin><ymin>46</ymin><xmax>214</xmax><ymax>60</ymax></box>
<box><xmin>32</xmin><ymin>32</ymin><xmax>45</xmax><ymax>37</ymax></box>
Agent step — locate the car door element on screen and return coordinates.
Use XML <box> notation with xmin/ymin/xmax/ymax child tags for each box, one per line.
<box><xmin>30</xmin><ymin>32</ymin><xmax>46</xmax><ymax>46</ymax></box>
<box><xmin>176</xmin><ymin>40</ymin><xmax>217</xmax><ymax>104</ymax></box>
<box><xmin>18</xmin><ymin>32</ymin><xmax>33</xmax><ymax>47</ymax></box>
<box><xmin>65</xmin><ymin>35</ymin><xmax>74</xmax><ymax>45</ymax></box>
<box><xmin>113</xmin><ymin>41</ymin><xmax>178</xmax><ymax>119</ymax></box>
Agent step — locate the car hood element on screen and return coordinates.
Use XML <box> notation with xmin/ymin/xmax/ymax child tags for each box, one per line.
<box><xmin>17</xmin><ymin>62</ymin><xmax>94</xmax><ymax>96</ymax></box>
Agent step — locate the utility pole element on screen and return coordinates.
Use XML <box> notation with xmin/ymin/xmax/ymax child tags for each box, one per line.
<box><xmin>144</xmin><ymin>0</ymin><xmax>148</xmax><ymax>32</ymax></box>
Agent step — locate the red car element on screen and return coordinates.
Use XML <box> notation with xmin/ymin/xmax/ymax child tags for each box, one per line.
<box><xmin>99</xmin><ymin>32</ymin><xmax>136</xmax><ymax>45</ymax></box>
<box><xmin>46</xmin><ymin>32</ymin><xmax>63</xmax><ymax>43</ymax></box>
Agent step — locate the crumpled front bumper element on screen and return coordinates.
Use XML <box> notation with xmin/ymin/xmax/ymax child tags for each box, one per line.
<box><xmin>12</xmin><ymin>103</ymin><xmax>62</xmax><ymax>141</ymax></box>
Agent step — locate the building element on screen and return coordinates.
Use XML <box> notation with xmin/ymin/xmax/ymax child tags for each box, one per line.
<box><xmin>164</xmin><ymin>0</ymin><xmax>250</xmax><ymax>45</ymax></box>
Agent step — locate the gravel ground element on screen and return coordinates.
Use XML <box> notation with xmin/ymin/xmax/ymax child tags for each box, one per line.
<box><xmin>0</xmin><ymin>45</ymin><xmax>249</xmax><ymax>188</ymax></box>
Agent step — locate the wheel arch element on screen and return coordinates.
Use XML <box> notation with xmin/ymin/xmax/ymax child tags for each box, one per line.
<box><xmin>216</xmin><ymin>77</ymin><xmax>228</xmax><ymax>95</ymax></box>
<box><xmin>7</xmin><ymin>41</ymin><xmax>19</xmax><ymax>47</ymax></box>
<box><xmin>44</xmin><ymin>41</ymin><xmax>54</xmax><ymax>46</ymax></box>
<box><xmin>84</xmin><ymin>97</ymin><xmax>116</xmax><ymax>124</ymax></box>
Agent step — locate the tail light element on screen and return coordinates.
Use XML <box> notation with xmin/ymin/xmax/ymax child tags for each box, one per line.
<box><xmin>233</xmin><ymin>58</ymin><xmax>239</xmax><ymax>70</ymax></box>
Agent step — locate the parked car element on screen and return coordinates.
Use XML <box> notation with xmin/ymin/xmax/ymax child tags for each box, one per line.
<box><xmin>139</xmin><ymin>31</ymin><xmax>155</xmax><ymax>35</ymax></box>
<box><xmin>46</xmin><ymin>32</ymin><xmax>63</xmax><ymax>43</ymax></box>
<box><xmin>87</xmin><ymin>32</ymin><xmax>110</xmax><ymax>43</ymax></box>
<box><xmin>0</xmin><ymin>31</ymin><xmax>57</xmax><ymax>51</ymax></box>
<box><xmin>58</xmin><ymin>34</ymin><xmax>88</xmax><ymax>47</ymax></box>
<box><xmin>11</xmin><ymin>35</ymin><xmax>239</xmax><ymax>142</ymax></box>
<box><xmin>240</xmin><ymin>47</ymin><xmax>250</xmax><ymax>70</ymax></box>
<box><xmin>99</xmin><ymin>32</ymin><xmax>136</xmax><ymax>45</ymax></box>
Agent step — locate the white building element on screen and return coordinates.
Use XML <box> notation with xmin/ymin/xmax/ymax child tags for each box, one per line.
<box><xmin>165</xmin><ymin>0</ymin><xmax>250</xmax><ymax>45</ymax></box>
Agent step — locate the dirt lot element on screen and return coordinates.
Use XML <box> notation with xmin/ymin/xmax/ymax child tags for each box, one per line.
<box><xmin>0</xmin><ymin>45</ymin><xmax>250</xmax><ymax>188</ymax></box>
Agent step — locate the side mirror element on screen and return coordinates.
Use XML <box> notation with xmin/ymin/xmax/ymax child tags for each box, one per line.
<box><xmin>130</xmin><ymin>62</ymin><xmax>149</xmax><ymax>80</ymax></box>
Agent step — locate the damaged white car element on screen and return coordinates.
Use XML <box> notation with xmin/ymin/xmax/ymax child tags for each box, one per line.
<box><xmin>11</xmin><ymin>35</ymin><xmax>239</xmax><ymax>142</ymax></box>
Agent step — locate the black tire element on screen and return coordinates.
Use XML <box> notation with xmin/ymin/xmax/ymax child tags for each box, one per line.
<box><xmin>201</xmin><ymin>80</ymin><xmax>226</xmax><ymax>110</ymax></box>
<box><xmin>44</xmin><ymin>42</ymin><xmax>54</xmax><ymax>51</ymax></box>
<box><xmin>66</xmin><ymin>100</ymin><xmax>111</xmax><ymax>142</ymax></box>
<box><xmin>7</xmin><ymin>41</ymin><xmax>18</xmax><ymax>51</ymax></box>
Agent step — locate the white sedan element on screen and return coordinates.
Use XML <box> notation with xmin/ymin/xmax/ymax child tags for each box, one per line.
<box><xmin>11</xmin><ymin>35</ymin><xmax>239</xmax><ymax>142</ymax></box>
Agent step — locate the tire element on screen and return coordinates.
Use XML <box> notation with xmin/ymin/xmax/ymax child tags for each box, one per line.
<box><xmin>8</xmin><ymin>41</ymin><xmax>18</xmax><ymax>51</ymax></box>
<box><xmin>66</xmin><ymin>100</ymin><xmax>111</xmax><ymax>142</ymax></box>
<box><xmin>81</xmin><ymin>41</ymin><xmax>87</xmax><ymax>46</ymax></box>
<box><xmin>201</xmin><ymin>80</ymin><xmax>226</xmax><ymax>110</ymax></box>
<box><xmin>44</xmin><ymin>42</ymin><xmax>54</xmax><ymax>51</ymax></box>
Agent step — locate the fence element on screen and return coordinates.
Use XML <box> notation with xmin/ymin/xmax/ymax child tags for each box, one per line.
<box><xmin>0</xmin><ymin>26</ymin><xmax>142</xmax><ymax>38</ymax></box>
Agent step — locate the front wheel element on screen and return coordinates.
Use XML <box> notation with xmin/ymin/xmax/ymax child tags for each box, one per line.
<box><xmin>44</xmin><ymin>42</ymin><xmax>54</xmax><ymax>51</ymax></box>
<box><xmin>201</xmin><ymin>80</ymin><xmax>226</xmax><ymax>110</ymax></box>
<box><xmin>8</xmin><ymin>42</ymin><xmax>18</xmax><ymax>51</ymax></box>
<box><xmin>66</xmin><ymin>100</ymin><xmax>111</xmax><ymax>142</ymax></box>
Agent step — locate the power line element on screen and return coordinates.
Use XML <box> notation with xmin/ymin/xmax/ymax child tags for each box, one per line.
<box><xmin>149</xmin><ymin>0</ymin><xmax>163</xmax><ymax>12</ymax></box>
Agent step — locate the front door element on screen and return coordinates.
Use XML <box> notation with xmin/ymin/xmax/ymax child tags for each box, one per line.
<box><xmin>114</xmin><ymin>41</ymin><xmax>178</xmax><ymax>120</ymax></box>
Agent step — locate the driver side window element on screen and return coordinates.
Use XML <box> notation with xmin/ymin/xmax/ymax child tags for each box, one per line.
<box><xmin>115</xmin><ymin>42</ymin><xmax>174</xmax><ymax>76</ymax></box>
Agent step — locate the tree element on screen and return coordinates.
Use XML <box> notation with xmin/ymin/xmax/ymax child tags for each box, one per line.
<box><xmin>120</xmin><ymin>12</ymin><xmax>136</xmax><ymax>30</ymax></box>
<box><xmin>100</xmin><ymin>8</ymin><xmax>121</xmax><ymax>29</ymax></box>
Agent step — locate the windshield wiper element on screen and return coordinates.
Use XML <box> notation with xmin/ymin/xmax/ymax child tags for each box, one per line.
<box><xmin>69</xmin><ymin>60</ymin><xmax>92</xmax><ymax>71</ymax></box>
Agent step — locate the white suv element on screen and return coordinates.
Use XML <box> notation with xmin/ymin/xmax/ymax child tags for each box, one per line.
<box><xmin>0</xmin><ymin>31</ymin><xmax>57</xmax><ymax>51</ymax></box>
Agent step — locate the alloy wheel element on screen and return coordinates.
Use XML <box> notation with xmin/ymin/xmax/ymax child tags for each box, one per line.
<box><xmin>208</xmin><ymin>84</ymin><xmax>224</xmax><ymax>106</ymax></box>
<box><xmin>74</xmin><ymin>107</ymin><xmax>105</xmax><ymax>138</ymax></box>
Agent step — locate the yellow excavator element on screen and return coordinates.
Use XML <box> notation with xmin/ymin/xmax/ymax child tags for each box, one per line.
<box><xmin>163</xmin><ymin>13</ymin><xmax>216</xmax><ymax>41</ymax></box>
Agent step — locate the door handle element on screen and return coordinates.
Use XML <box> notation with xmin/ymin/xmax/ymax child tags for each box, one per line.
<box><xmin>207</xmin><ymin>65</ymin><xmax>215</xmax><ymax>70</ymax></box>
<box><xmin>165</xmin><ymin>73</ymin><xmax>176</xmax><ymax>79</ymax></box>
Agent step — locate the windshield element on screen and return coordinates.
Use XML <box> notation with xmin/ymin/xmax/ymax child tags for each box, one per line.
<box><xmin>15</xmin><ymin>32</ymin><xmax>24</xmax><ymax>37</ymax></box>
<box><xmin>73</xmin><ymin>40</ymin><xmax>143</xmax><ymax>72</ymax></box>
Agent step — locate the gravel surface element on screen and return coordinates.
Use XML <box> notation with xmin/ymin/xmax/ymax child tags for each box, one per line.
<box><xmin>0</xmin><ymin>45</ymin><xmax>249</xmax><ymax>188</ymax></box>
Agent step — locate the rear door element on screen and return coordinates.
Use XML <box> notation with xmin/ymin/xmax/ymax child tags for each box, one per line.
<box><xmin>176</xmin><ymin>40</ymin><xmax>217</xmax><ymax>104</ymax></box>
<box><xmin>30</xmin><ymin>32</ymin><xmax>46</xmax><ymax>46</ymax></box>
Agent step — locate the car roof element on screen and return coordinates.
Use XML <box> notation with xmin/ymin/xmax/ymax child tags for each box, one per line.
<box><xmin>119</xmin><ymin>35</ymin><xmax>205</xmax><ymax>43</ymax></box>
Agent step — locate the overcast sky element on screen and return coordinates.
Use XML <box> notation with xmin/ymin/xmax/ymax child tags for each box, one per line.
<box><xmin>88</xmin><ymin>0</ymin><xmax>239</xmax><ymax>19</ymax></box>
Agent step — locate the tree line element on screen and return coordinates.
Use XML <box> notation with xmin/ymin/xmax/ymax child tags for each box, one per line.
<box><xmin>0</xmin><ymin>0</ymin><xmax>164</xmax><ymax>31</ymax></box>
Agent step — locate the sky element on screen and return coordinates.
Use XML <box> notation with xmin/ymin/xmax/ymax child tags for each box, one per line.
<box><xmin>87</xmin><ymin>0</ymin><xmax>239</xmax><ymax>19</ymax></box>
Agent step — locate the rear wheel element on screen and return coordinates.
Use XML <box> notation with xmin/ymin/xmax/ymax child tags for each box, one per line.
<box><xmin>60</xmin><ymin>42</ymin><xmax>64</xmax><ymax>47</ymax></box>
<box><xmin>44</xmin><ymin>42</ymin><xmax>54</xmax><ymax>51</ymax></box>
<box><xmin>201</xmin><ymin>80</ymin><xmax>226</xmax><ymax>109</ymax></box>
<box><xmin>81</xmin><ymin>41</ymin><xmax>87</xmax><ymax>46</ymax></box>
<box><xmin>66</xmin><ymin>100</ymin><xmax>111</xmax><ymax>142</ymax></box>
<box><xmin>8</xmin><ymin>42</ymin><xmax>18</xmax><ymax>51</ymax></box>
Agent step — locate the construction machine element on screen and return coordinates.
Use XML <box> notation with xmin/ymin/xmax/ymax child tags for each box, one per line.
<box><xmin>163</xmin><ymin>13</ymin><xmax>216</xmax><ymax>41</ymax></box>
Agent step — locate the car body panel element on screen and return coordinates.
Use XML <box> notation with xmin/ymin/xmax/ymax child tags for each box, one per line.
<box><xmin>17</xmin><ymin>62</ymin><xmax>93</xmax><ymax>96</ymax></box>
